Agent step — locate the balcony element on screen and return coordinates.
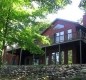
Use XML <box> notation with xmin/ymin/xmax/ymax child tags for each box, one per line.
<box><xmin>50</xmin><ymin>31</ymin><xmax>86</xmax><ymax>45</ymax></box>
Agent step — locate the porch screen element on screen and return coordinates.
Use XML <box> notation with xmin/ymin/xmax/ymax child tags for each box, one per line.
<box><xmin>52</xmin><ymin>53</ymin><xmax>56</xmax><ymax>64</ymax></box>
<box><xmin>61</xmin><ymin>51</ymin><xmax>64</xmax><ymax>64</ymax></box>
<box><xmin>68</xmin><ymin>50</ymin><xmax>72</xmax><ymax>64</ymax></box>
<box><xmin>56</xmin><ymin>52</ymin><xmax>59</xmax><ymax>64</ymax></box>
<box><xmin>46</xmin><ymin>56</ymin><xmax>49</xmax><ymax>65</ymax></box>
<box><xmin>34</xmin><ymin>58</ymin><xmax>39</xmax><ymax>65</ymax></box>
<box><xmin>52</xmin><ymin>52</ymin><xmax>59</xmax><ymax>64</ymax></box>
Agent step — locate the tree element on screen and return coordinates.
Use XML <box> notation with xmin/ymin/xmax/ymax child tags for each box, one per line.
<box><xmin>0</xmin><ymin>0</ymin><xmax>71</xmax><ymax>64</ymax></box>
<box><xmin>79</xmin><ymin>0</ymin><xmax>86</xmax><ymax>12</ymax></box>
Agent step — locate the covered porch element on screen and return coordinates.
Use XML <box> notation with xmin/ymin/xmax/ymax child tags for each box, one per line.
<box><xmin>42</xmin><ymin>40</ymin><xmax>86</xmax><ymax>65</ymax></box>
<box><xmin>5</xmin><ymin>40</ymin><xmax>86</xmax><ymax>65</ymax></box>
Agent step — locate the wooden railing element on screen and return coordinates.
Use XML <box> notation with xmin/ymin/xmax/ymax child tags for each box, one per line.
<box><xmin>49</xmin><ymin>31</ymin><xmax>86</xmax><ymax>44</ymax></box>
<box><xmin>41</xmin><ymin>31</ymin><xmax>86</xmax><ymax>47</ymax></box>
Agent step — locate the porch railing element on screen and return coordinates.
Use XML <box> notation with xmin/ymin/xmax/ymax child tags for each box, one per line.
<box><xmin>50</xmin><ymin>31</ymin><xmax>86</xmax><ymax>44</ymax></box>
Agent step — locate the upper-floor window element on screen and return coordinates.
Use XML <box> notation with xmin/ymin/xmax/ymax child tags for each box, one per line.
<box><xmin>55</xmin><ymin>32</ymin><xmax>60</xmax><ymax>43</ymax></box>
<box><xmin>67</xmin><ymin>29</ymin><xmax>72</xmax><ymax>40</ymax></box>
<box><xmin>60</xmin><ymin>31</ymin><xmax>64</xmax><ymax>42</ymax></box>
<box><xmin>55</xmin><ymin>31</ymin><xmax>64</xmax><ymax>43</ymax></box>
<box><xmin>54</xmin><ymin>24</ymin><xmax>64</xmax><ymax>29</ymax></box>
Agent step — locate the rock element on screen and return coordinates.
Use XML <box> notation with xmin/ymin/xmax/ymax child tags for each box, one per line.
<box><xmin>81</xmin><ymin>69</ymin><xmax>86</xmax><ymax>73</ymax></box>
<box><xmin>0</xmin><ymin>65</ymin><xmax>86</xmax><ymax>80</ymax></box>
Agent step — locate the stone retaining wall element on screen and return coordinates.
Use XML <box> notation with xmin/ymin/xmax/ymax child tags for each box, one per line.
<box><xmin>0</xmin><ymin>64</ymin><xmax>86</xmax><ymax>80</ymax></box>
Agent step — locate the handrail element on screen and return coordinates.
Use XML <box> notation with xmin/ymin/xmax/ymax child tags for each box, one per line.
<box><xmin>49</xmin><ymin>31</ymin><xmax>86</xmax><ymax>44</ymax></box>
<box><xmin>41</xmin><ymin>31</ymin><xmax>86</xmax><ymax>47</ymax></box>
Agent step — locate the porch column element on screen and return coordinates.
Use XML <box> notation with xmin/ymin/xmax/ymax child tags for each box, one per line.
<box><xmin>79</xmin><ymin>29</ymin><xmax>82</xmax><ymax>64</ymax></box>
<box><xmin>19</xmin><ymin>48</ymin><xmax>22</xmax><ymax>65</ymax></box>
<box><xmin>59</xmin><ymin>45</ymin><xmax>61</xmax><ymax>64</ymax></box>
<box><xmin>80</xmin><ymin>40</ymin><xmax>82</xmax><ymax>64</ymax></box>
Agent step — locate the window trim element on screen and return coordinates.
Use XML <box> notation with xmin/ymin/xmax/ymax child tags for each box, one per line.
<box><xmin>55</xmin><ymin>31</ymin><xmax>64</xmax><ymax>43</ymax></box>
<box><xmin>54</xmin><ymin>24</ymin><xmax>64</xmax><ymax>29</ymax></box>
<box><xmin>67</xmin><ymin>29</ymin><xmax>72</xmax><ymax>40</ymax></box>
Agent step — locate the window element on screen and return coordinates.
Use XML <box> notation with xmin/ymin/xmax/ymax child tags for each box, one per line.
<box><xmin>60</xmin><ymin>31</ymin><xmax>64</xmax><ymax>42</ymax></box>
<box><xmin>55</xmin><ymin>31</ymin><xmax>64</xmax><ymax>43</ymax></box>
<box><xmin>56</xmin><ymin>33</ymin><xmax>60</xmax><ymax>43</ymax></box>
<box><xmin>52</xmin><ymin>53</ymin><xmax>56</xmax><ymax>64</ymax></box>
<box><xmin>56</xmin><ymin>52</ymin><xmax>59</xmax><ymax>64</ymax></box>
<box><xmin>34</xmin><ymin>58</ymin><xmax>39</xmax><ymax>65</ymax></box>
<box><xmin>61</xmin><ymin>51</ymin><xmax>64</xmax><ymax>64</ymax></box>
<box><xmin>67</xmin><ymin>29</ymin><xmax>72</xmax><ymax>40</ymax></box>
<box><xmin>54</xmin><ymin>24</ymin><xmax>64</xmax><ymax>29</ymax></box>
<box><xmin>46</xmin><ymin>56</ymin><xmax>49</xmax><ymax>65</ymax></box>
<box><xmin>52</xmin><ymin>52</ymin><xmax>59</xmax><ymax>64</ymax></box>
<box><xmin>68</xmin><ymin>50</ymin><xmax>72</xmax><ymax>64</ymax></box>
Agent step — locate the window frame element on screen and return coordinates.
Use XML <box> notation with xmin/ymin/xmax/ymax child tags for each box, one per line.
<box><xmin>59</xmin><ymin>31</ymin><xmax>64</xmax><ymax>42</ymax></box>
<box><xmin>55</xmin><ymin>31</ymin><xmax>64</xmax><ymax>43</ymax></box>
<box><xmin>54</xmin><ymin>24</ymin><xmax>64</xmax><ymax>29</ymax></box>
<box><xmin>67</xmin><ymin>29</ymin><xmax>72</xmax><ymax>40</ymax></box>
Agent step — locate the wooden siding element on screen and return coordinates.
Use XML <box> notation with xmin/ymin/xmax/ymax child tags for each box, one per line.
<box><xmin>42</xmin><ymin>19</ymin><xmax>86</xmax><ymax>45</ymax></box>
<box><xmin>42</xmin><ymin>19</ymin><xmax>78</xmax><ymax>37</ymax></box>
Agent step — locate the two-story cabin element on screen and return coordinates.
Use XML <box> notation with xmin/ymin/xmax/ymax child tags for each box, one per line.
<box><xmin>5</xmin><ymin>15</ymin><xmax>86</xmax><ymax>65</ymax></box>
<box><xmin>42</xmin><ymin>17</ymin><xmax>86</xmax><ymax>65</ymax></box>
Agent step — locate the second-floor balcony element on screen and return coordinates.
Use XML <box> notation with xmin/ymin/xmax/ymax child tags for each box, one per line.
<box><xmin>50</xmin><ymin>31</ymin><xmax>86</xmax><ymax>45</ymax></box>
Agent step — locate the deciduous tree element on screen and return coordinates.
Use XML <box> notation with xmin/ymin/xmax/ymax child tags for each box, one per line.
<box><xmin>79</xmin><ymin>0</ymin><xmax>86</xmax><ymax>12</ymax></box>
<box><xmin>0</xmin><ymin>0</ymin><xmax>71</xmax><ymax>64</ymax></box>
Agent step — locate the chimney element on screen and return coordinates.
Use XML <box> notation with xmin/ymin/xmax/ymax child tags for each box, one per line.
<box><xmin>83</xmin><ymin>14</ymin><xmax>86</xmax><ymax>27</ymax></box>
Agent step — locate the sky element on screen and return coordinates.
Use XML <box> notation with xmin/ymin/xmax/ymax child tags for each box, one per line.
<box><xmin>47</xmin><ymin>0</ymin><xmax>84</xmax><ymax>22</ymax></box>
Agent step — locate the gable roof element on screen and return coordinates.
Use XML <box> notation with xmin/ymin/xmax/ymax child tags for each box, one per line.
<box><xmin>41</xmin><ymin>18</ymin><xmax>79</xmax><ymax>35</ymax></box>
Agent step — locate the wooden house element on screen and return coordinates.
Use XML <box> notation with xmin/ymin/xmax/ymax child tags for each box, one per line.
<box><xmin>4</xmin><ymin>15</ymin><xmax>86</xmax><ymax>65</ymax></box>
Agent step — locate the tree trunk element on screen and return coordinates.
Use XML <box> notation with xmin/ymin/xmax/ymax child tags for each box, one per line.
<box><xmin>1</xmin><ymin>8</ymin><xmax>10</xmax><ymax>64</ymax></box>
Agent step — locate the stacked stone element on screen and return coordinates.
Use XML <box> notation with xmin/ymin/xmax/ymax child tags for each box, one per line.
<box><xmin>0</xmin><ymin>65</ymin><xmax>86</xmax><ymax>80</ymax></box>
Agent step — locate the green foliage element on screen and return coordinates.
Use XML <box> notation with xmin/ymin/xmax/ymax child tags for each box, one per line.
<box><xmin>35</xmin><ymin>0</ymin><xmax>71</xmax><ymax>13</ymax></box>
<box><xmin>79</xmin><ymin>0</ymin><xmax>86</xmax><ymax>12</ymax></box>
<box><xmin>0</xmin><ymin>0</ymin><xmax>71</xmax><ymax>56</ymax></box>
